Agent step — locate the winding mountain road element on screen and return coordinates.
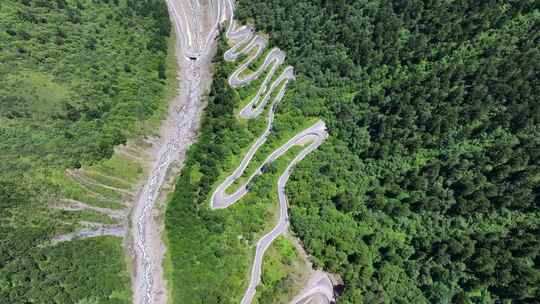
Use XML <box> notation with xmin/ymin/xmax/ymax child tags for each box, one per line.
<box><xmin>290</xmin><ymin>271</ymin><xmax>335</xmax><ymax>304</ymax></box>
<box><xmin>131</xmin><ymin>1</ymin><xmax>334</xmax><ymax>303</ymax></box>
<box><xmin>210</xmin><ymin>1</ymin><xmax>334</xmax><ymax>303</ymax></box>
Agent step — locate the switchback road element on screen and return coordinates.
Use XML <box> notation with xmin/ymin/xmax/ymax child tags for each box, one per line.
<box><xmin>210</xmin><ymin>1</ymin><xmax>334</xmax><ymax>303</ymax></box>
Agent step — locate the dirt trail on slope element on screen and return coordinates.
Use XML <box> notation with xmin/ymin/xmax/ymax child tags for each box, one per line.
<box><xmin>129</xmin><ymin>1</ymin><xmax>220</xmax><ymax>303</ymax></box>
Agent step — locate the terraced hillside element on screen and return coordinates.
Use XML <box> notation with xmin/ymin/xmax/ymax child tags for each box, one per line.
<box><xmin>0</xmin><ymin>0</ymin><xmax>174</xmax><ymax>302</ymax></box>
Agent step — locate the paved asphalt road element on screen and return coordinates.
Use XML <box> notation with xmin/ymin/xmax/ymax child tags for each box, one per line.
<box><xmin>132</xmin><ymin>0</ymin><xmax>335</xmax><ymax>302</ymax></box>
<box><xmin>210</xmin><ymin>1</ymin><xmax>334</xmax><ymax>303</ymax></box>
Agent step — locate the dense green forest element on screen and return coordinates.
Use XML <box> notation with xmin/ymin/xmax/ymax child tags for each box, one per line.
<box><xmin>0</xmin><ymin>0</ymin><xmax>171</xmax><ymax>302</ymax></box>
<box><xmin>234</xmin><ymin>0</ymin><xmax>540</xmax><ymax>303</ymax></box>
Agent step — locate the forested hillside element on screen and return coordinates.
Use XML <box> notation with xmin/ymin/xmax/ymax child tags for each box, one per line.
<box><xmin>0</xmin><ymin>0</ymin><xmax>171</xmax><ymax>302</ymax></box>
<box><xmin>236</xmin><ymin>0</ymin><xmax>540</xmax><ymax>302</ymax></box>
<box><xmin>165</xmin><ymin>33</ymin><xmax>315</xmax><ymax>303</ymax></box>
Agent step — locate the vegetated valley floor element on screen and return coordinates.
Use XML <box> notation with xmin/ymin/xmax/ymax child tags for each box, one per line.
<box><xmin>236</xmin><ymin>0</ymin><xmax>540</xmax><ymax>303</ymax></box>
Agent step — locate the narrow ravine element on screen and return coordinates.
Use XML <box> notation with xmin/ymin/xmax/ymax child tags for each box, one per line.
<box><xmin>130</xmin><ymin>1</ymin><xmax>222</xmax><ymax>303</ymax></box>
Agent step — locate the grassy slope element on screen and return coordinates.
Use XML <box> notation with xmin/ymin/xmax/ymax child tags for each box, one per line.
<box><xmin>252</xmin><ymin>235</ymin><xmax>310</xmax><ymax>304</ymax></box>
<box><xmin>0</xmin><ymin>0</ymin><xmax>175</xmax><ymax>302</ymax></box>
